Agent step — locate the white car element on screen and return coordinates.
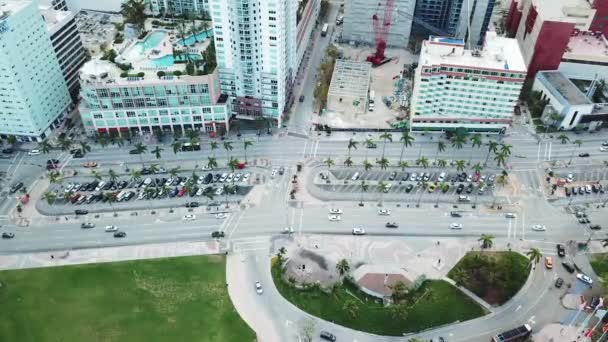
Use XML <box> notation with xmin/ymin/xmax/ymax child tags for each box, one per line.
<box><xmin>104</xmin><ymin>225</ymin><xmax>118</xmax><ymax>232</ymax></box>
<box><xmin>328</xmin><ymin>214</ymin><xmax>341</xmax><ymax>221</ymax></box>
<box><xmin>352</xmin><ymin>228</ymin><xmax>366</xmax><ymax>235</ymax></box>
<box><xmin>458</xmin><ymin>195</ymin><xmax>471</xmax><ymax>202</ymax></box>
<box><xmin>383</xmin><ymin>183</ymin><xmax>392</xmax><ymax>193</ymax></box>
<box><xmin>243</xmin><ymin>173</ymin><xmax>250</xmax><ymax>182</ymax></box>
<box><xmin>282</xmin><ymin>227</ymin><xmax>294</xmax><ymax>234</ymax></box>
<box><xmin>196</xmin><ymin>188</ymin><xmax>204</xmax><ymax>196</ymax></box>
<box><xmin>65</xmin><ymin>183</ymin><xmax>74</xmax><ymax>192</ymax></box>
<box><xmin>28</xmin><ymin>149</ymin><xmax>41</xmax><ymax>156</ymax></box>
<box><xmin>183</xmin><ymin>214</ymin><xmax>196</xmax><ymax>221</ymax></box>
<box><xmin>506</xmin><ymin>212</ymin><xmax>517</xmax><ymax>219</ymax></box>
<box><xmin>329</xmin><ymin>208</ymin><xmax>342</xmax><ymax>214</ymax></box>
<box><xmin>137</xmin><ymin>192</ymin><xmax>145</xmax><ymax>200</ymax></box>
<box><xmin>566</xmin><ymin>173</ymin><xmax>574</xmax><ymax>183</ymax></box>
<box><xmin>215</xmin><ymin>187</ymin><xmax>223</xmax><ymax>196</ymax></box>
<box><xmin>409</xmin><ymin>173</ymin><xmax>417</xmax><ymax>181</ymax></box>
<box><xmin>255</xmin><ymin>281</ymin><xmax>263</xmax><ymax>294</ymax></box>
<box><xmin>226</xmin><ymin>174</ymin><xmax>234</xmax><ymax>182</ymax></box>
<box><xmin>377</xmin><ymin>209</ymin><xmax>390</xmax><ymax>216</ymax></box>
<box><xmin>531</xmin><ymin>225</ymin><xmax>546</xmax><ymax>231</ymax></box>
<box><xmin>576</xmin><ymin>273</ymin><xmax>593</xmax><ymax>285</ymax></box>
<box><xmin>600</xmin><ymin>146</ymin><xmax>608</xmax><ymax>152</ymax></box>
<box><xmin>449</xmin><ymin>223</ymin><xmax>463</xmax><ymax>229</ymax></box>
<box><xmin>234</xmin><ymin>173</ymin><xmax>242</xmax><ymax>182</ymax></box>
<box><xmin>215</xmin><ymin>213</ymin><xmax>228</xmax><ymax>219</ymax></box>
<box><xmin>271</xmin><ymin>169</ymin><xmax>277</xmax><ymax>177</ymax></box>
<box><xmin>202</xmin><ymin>165</ymin><xmax>212</xmax><ymax>170</ymax></box>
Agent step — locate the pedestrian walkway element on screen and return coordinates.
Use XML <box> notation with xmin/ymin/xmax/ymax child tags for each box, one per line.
<box><xmin>0</xmin><ymin>240</ymin><xmax>220</xmax><ymax>271</ymax></box>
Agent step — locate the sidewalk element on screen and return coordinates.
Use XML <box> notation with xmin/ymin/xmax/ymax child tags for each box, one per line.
<box><xmin>0</xmin><ymin>240</ymin><xmax>220</xmax><ymax>271</ymax></box>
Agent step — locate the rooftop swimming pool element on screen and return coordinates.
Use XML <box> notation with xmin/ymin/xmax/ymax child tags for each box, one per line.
<box><xmin>178</xmin><ymin>29</ymin><xmax>214</xmax><ymax>46</ymax></box>
<box><xmin>123</xmin><ymin>31</ymin><xmax>168</xmax><ymax>60</ymax></box>
<box><xmin>149</xmin><ymin>54</ymin><xmax>201</xmax><ymax>67</ymax></box>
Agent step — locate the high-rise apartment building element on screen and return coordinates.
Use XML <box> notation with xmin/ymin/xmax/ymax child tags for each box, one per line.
<box><xmin>209</xmin><ymin>0</ymin><xmax>297</xmax><ymax>126</ymax></box>
<box><xmin>414</xmin><ymin>0</ymin><xmax>496</xmax><ymax>47</ymax></box>
<box><xmin>40</xmin><ymin>6</ymin><xmax>87</xmax><ymax>100</ymax></box>
<box><xmin>410</xmin><ymin>33</ymin><xmax>526</xmax><ymax>132</ymax></box>
<box><xmin>0</xmin><ymin>0</ymin><xmax>72</xmax><ymax>141</ymax></box>
<box><xmin>342</xmin><ymin>0</ymin><xmax>415</xmax><ymax>48</ymax></box>
<box><xmin>146</xmin><ymin>0</ymin><xmax>210</xmax><ymax>17</ymax></box>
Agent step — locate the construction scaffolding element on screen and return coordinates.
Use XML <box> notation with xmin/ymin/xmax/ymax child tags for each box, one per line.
<box><xmin>327</xmin><ymin>60</ymin><xmax>372</xmax><ymax>115</ymax></box>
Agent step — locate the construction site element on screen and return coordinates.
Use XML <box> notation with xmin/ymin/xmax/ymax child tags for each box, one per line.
<box><xmin>315</xmin><ymin>0</ymin><xmax>499</xmax><ymax>130</ymax></box>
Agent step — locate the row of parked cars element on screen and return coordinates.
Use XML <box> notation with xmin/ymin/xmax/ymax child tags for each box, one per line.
<box><xmin>565</xmin><ymin>183</ymin><xmax>605</xmax><ymax>196</ymax></box>
<box><xmin>349</xmin><ymin>170</ymin><xmax>497</xmax><ymax>185</ymax></box>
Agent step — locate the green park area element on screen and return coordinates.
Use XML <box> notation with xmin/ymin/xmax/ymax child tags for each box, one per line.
<box><xmin>0</xmin><ymin>255</ymin><xmax>255</xmax><ymax>342</ymax></box>
<box><xmin>271</xmin><ymin>259</ymin><xmax>485</xmax><ymax>336</ymax></box>
<box><xmin>448</xmin><ymin>251</ymin><xmax>530</xmax><ymax>305</ymax></box>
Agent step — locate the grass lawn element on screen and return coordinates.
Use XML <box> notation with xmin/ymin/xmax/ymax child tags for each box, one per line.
<box><xmin>0</xmin><ymin>255</ymin><xmax>255</xmax><ymax>342</ymax></box>
<box><xmin>590</xmin><ymin>254</ymin><xmax>608</xmax><ymax>276</ymax></box>
<box><xmin>448</xmin><ymin>251</ymin><xmax>529</xmax><ymax>305</ymax></box>
<box><xmin>271</xmin><ymin>259</ymin><xmax>485</xmax><ymax>336</ymax></box>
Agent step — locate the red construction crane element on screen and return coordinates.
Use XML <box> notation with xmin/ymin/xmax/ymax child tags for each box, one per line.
<box><xmin>367</xmin><ymin>0</ymin><xmax>395</xmax><ymax>66</ymax></box>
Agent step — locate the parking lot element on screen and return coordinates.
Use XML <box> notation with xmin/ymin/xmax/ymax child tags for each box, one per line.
<box><xmin>38</xmin><ymin>169</ymin><xmax>257</xmax><ymax>215</ymax></box>
<box><xmin>550</xmin><ymin>167</ymin><xmax>608</xmax><ymax>202</ymax></box>
<box><xmin>311</xmin><ymin>167</ymin><xmax>500</xmax><ymax>203</ymax></box>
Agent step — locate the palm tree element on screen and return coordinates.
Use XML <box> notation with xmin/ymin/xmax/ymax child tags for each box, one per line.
<box><xmin>149</xmin><ymin>163</ymin><xmax>160</xmax><ymax>175</ymax></box>
<box><xmin>324</xmin><ymin>157</ymin><xmax>334</xmax><ymax>170</ymax></box>
<box><xmin>376</xmin><ymin>157</ymin><xmax>389</xmax><ymax>170</ymax></box>
<box><xmin>416</xmin><ymin>156</ymin><xmax>429</xmax><ymax>169</ymax></box>
<box><xmin>222</xmin><ymin>184</ymin><xmax>234</xmax><ymax>207</ymax></box>
<box><xmin>223</xmin><ymin>141</ymin><xmax>233</xmax><ymax>162</ymax></box>
<box><xmin>171</xmin><ymin>140</ymin><xmax>182</xmax><ymax>154</ymax></box>
<box><xmin>569</xmin><ymin>139</ymin><xmax>583</xmax><ymax>164</ymax></box>
<box><xmin>526</xmin><ymin>248</ymin><xmax>543</xmax><ymax>268</ymax></box>
<box><xmin>207</xmin><ymin>157</ymin><xmax>218</xmax><ymax>170</ymax></box>
<box><xmin>105</xmin><ymin>192</ymin><xmax>118</xmax><ymax>217</ymax></box>
<box><xmin>133</xmin><ymin>143</ymin><xmax>147</xmax><ymax>168</ymax></box>
<box><xmin>62</xmin><ymin>190</ymin><xmax>73</xmax><ymax>203</ymax></box>
<box><xmin>91</xmin><ymin>170</ymin><xmax>103</xmax><ymax>182</ymax></box>
<box><xmin>363</xmin><ymin>159</ymin><xmax>373</xmax><ymax>172</ymax></box>
<box><xmin>151</xmin><ymin>146</ymin><xmax>163</xmax><ymax>160</ymax></box>
<box><xmin>472</xmin><ymin>162</ymin><xmax>483</xmax><ymax>175</ymax></box>
<box><xmin>98</xmin><ymin>135</ymin><xmax>109</xmax><ymax>148</ymax></box>
<box><xmin>379</xmin><ymin>132</ymin><xmax>393</xmax><ymax>159</ymax></box>
<box><xmin>169</xmin><ymin>167</ymin><xmax>180</xmax><ymax>180</ymax></box>
<box><xmin>342</xmin><ymin>299</ymin><xmax>359</xmax><ymax>319</ymax></box>
<box><xmin>143</xmin><ymin>186</ymin><xmax>156</xmax><ymax>211</ymax></box>
<box><xmin>494</xmin><ymin>152</ymin><xmax>507</xmax><ymax>168</ymax></box>
<box><xmin>42</xmin><ymin>191</ymin><xmax>56</xmax><ymax>205</ymax></box>
<box><xmin>49</xmin><ymin>171</ymin><xmax>63</xmax><ymax>185</ymax></box>
<box><xmin>450</xmin><ymin>267</ymin><xmax>470</xmax><ymax>287</ymax></box>
<box><xmin>398</xmin><ymin>130</ymin><xmax>414</xmax><ymax>167</ymax></box>
<box><xmin>121</xmin><ymin>0</ymin><xmax>146</xmax><ymax>31</ymax></box>
<box><xmin>455</xmin><ymin>159</ymin><xmax>466</xmax><ymax>172</ymax></box>
<box><xmin>437</xmin><ymin>159</ymin><xmax>448</xmax><ymax>168</ymax></box>
<box><xmin>390</xmin><ymin>281</ymin><xmax>407</xmax><ymax>301</ymax></box>
<box><xmin>557</xmin><ymin>134</ymin><xmax>570</xmax><ymax>145</ymax></box>
<box><xmin>80</xmin><ymin>141</ymin><xmax>91</xmax><ymax>159</ymax></box>
<box><xmin>478</xmin><ymin>234</ymin><xmax>495</xmax><ymax>249</ymax></box>
<box><xmin>484</xmin><ymin>141</ymin><xmax>499</xmax><ymax>166</ymax></box>
<box><xmin>108</xmin><ymin>169</ymin><xmax>119</xmax><ymax>185</ymax></box>
<box><xmin>129</xmin><ymin>169</ymin><xmax>142</xmax><ymax>185</ymax></box>
<box><xmin>377</xmin><ymin>181</ymin><xmax>388</xmax><ymax>206</ymax></box>
<box><xmin>243</xmin><ymin>139</ymin><xmax>253</xmax><ymax>164</ymax></box>
<box><xmin>58</xmin><ymin>136</ymin><xmax>72</xmax><ymax>152</ymax></box>
<box><xmin>469</xmin><ymin>134</ymin><xmax>483</xmax><ymax>164</ymax></box>
<box><xmin>38</xmin><ymin>139</ymin><xmax>52</xmax><ymax>154</ymax></box>
<box><xmin>347</xmin><ymin>138</ymin><xmax>358</xmax><ymax>160</ymax></box>
<box><xmin>185</xmin><ymin>129</ymin><xmax>199</xmax><ymax>146</ymax></box>
<box><xmin>227</xmin><ymin>157</ymin><xmax>240</xmax><ymax>178</ymax></box>
<box><xmin>7</xmin><ymin>135</ymin><xmax>17</xmax><ymax>147</ymax></box>
<box><xmin>359</xmin><ymin>180</ymin><xmax>368</xmax><ymax>206</ymax></box>
<box><xmin>210</xmin><ymin>141</ymin><xmax>219</xmax><ymax>157</ymax></box>
<box><xmin>364</xmin><ymin>138</ymin><xmax>374</xmax><ymax>159</ymax></box>
<box><xmin>435</xmin><ymin>140</ymin><xmax>446</xmax><ymax>161</ymax></box>
<box><xmin>389</xmin><ymin>303</ymin><xmax>408</xmax><ymax>320</ymax></box>
<box><xmin>451</xmin><ymin>134</ymin><xmax>467</xmax><ymax>150</ymax></box>
<box><xmin>203</xmin><ymin>191</ymin><xmax>215</xmax><ymax>205</ymax></box>
<box><xmin>344</xmin><ymin>157</ymin><xmax>353</xmax><ymax>168</ymax></box>
<box><xmin>276</xmin><ymin>246</ymin><xmax>287</xmax><ymax>264</ymax></box>
<box><xmin>398</xmin><ymin>160</ymin><xmax>409</xmax><ymax>171</ymax></box>
<box><xmin>335</xmin><ymin>258</ymin><xmax>350</xmax><ymax>277</ymax></box>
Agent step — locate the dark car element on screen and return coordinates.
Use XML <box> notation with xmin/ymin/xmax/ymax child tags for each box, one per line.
<box><xmin>405</xmin><ymin>184</ymin><xmax>414</xmax><ymax>193</ymax></box>
<box><xmin>458</xmin><ymin>172</ymin><xmax>467</xmax><ymax>182</ymax></box>
<box><xmin>366</xmin><ymin>142</ymin><xmax>377</xmax><ymax>149</ymax></box>
<box><xmin>211</xmin><ymin>231</ymin><xmax>225</xmax><ymax>238</ymax></box>
<box><xmin>385</xmin><ymin>222</ymin><xmax>399</xmax><ymax>228</ymax></box>
<box><xmin>72</xmin><ymin>151</ymin><xmax>84</xmax><ymax>158</ymax></box>
<box><xmin>565</xmin><ymin>187</ymin><xmax>571</xmax><ymax>196</ymax></box>
<box><xmin>86</xmin><ymin>182</ymin><xmax>97</xmax><ymax>191</ymax></box>
<box><xmin>450</xmin><ymin>211</ymin><xmax>463</xmax><ymax>217</ymax></box>
<box><xmin>590</xmin><ymin>224</ymin><xmax>602</xmax><ymax>230</ymax></box>
<box><xmin>118</xmin><ymin>180</ymin><xmax>128</xmax><ymax>189</ymax></box>
<box><xmin>75</xmin><ymin>209</ymin><xmax>89</xmax><ymax>215</ymax></box>
<box><xmin>456</xmin><ymin>184</ymin><xmax>465</xmax><ymax>194</ymax></box>
<box><xmin>562</xmin><ymin>262</ymin><xmax>575</xmax><ymax>273</ymax></box>
<box><xmin>579</xmin><ymin>153</ymin><xmax>590</xmax><ymax>158</ymax></box>
<box><xmin>214</xmin><ymin>174</ymin><xmax>222</xmax><ymax>182</ymax></box>
<box><xmin>9</xmin><ymin>182</ymin><xmax>24</xmax><ymax>193</ymax></box>
<box><xmin>299</xmin><ymin>95</ymin><xmax>305</xmax><ymax>102</ymax></box>
<box><xmin>592</xmin><ymin>184</ymin><xmax>599</xmax><ymax>193</ymax></box>
<box><xmin>557</xmin><ymin>244</ymin><xmax>566</xmax><ymax>257</ymax></box>
<box><xmin>320</xmin><ymin>331</ymin><xmax>337</xmax><ymax>341</ymax></box>
<box><xmin>2</xmin><ymin>232</ymin><xmax>14</xmax><ymax>239</ymax></box>
<box><xmin>129</xmin><ymin>149</ymin><xmax>142</xmax><ymax>155</ymax></box>
<box><xmin>81</xmin><ymin>222</ymin><xmax>95</xmax><ymax>229</ymax></box>
<box><xmin>46</xmin><ymin>159</ymin><xmax>60</xmax><ymax>165</ymax></box>
<box><xmin>401</xmin><ymin>172</ymin><xmax>410</xmax><ymax>181</ymax></box>
<box><xmin>1</xmin><ymin>148</ymin><xmax>14</xmax><ymax>154</ymax></box>
<box><xmin>204</xmin><ymin>173</ymin><xmax>213</xmax><ymax>184</ymax></box>
<box><xmin>113</xmin><ymin>231</ymin><xmax>127</xmax><ymax>238</ymax></box>
<box><xmin>578</xmin><ymin>217</ymin><xmax>591</xmax><ymax>224</ymax></box>
<box><xmin>186</xmin><ymin>202</ymin><xmax>199</xmax><ymax>208</ymax></box>
<box><xmin>555</xmin><ymin>277</ymin><xmax>564</xmax><ymax>288</ymax></box>
<box><xmin>465</xmin><ymin>183</ymin><xmax>474</xmax><ymax>194</ymax></box>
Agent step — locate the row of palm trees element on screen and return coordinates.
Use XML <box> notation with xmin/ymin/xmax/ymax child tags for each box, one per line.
<box><xmin>556</xmin><ymin>134</ymin><xmax>584</xmax><ymax>165</ymax></box>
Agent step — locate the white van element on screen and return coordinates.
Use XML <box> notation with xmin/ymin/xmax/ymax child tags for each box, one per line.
<box><xmin>95</xmin><ymin>181</ymin><xmax>106</xmax><ymax>192</ymax></box>
<box><xmin>351</xmin><ymin>172</ymin><xmax>360</xmax><ymax>181</ymax></box>
<box><xmin>368</xmin><ymin>90</ymin><xmax>375</xmax><ymax>112</ymax></box>
<box><xmin>437</xmin><ymin>172</ymin><xmax>446</xmax><ymax>182</ymax></box>
<box><xmin>116</xmin><ymin>190</ymin><xmax>128</xmax><ymax>201</ymax></box>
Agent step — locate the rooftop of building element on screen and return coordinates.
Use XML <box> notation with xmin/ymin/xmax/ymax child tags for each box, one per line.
<box><xmin>537</xmin><ymin>70</ymin><xmax>592</xmax><ymax>105</ymax></box>
<box><xmin>328</xmin><ymin>59</ymin><xmax>372</xmax><ymax>98</ymax></box>
<box><xmin>533</xmin><ymin>0</ymin><xmax>594</xmax><ymax>22</ymax></box>
<box><xmin>0</xmin><ymin>0</ymin><xmax>30</xmax><ymax>16</ymax></box>
<box><xmin>421</xmin><ymin>32</ymin><xmax>526</xmax><ymax>72</ymax></box>
<box><xmin>40</xmin><ymin>6</ymin><xmax>74</xmax><ymax>32</ymax></box>
<box><xmin>563</xmin><ymin>31</ymin><xmax>608</xmax><ymax>61</ymax></box>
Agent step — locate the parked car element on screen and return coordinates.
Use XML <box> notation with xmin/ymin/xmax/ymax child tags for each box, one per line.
<box><xmin>450</xmin><ymin>211</ymin><xmax>463</xmax><ymax>217</ymax></box>
<box><xmin>320</xmin><ymin>331</ymin><xmax>337</xmax><ymax>341</ymax></box>
<box><xmin>555</xmin><ymin>277</ymin><xmax>564</xmax><ymax>288</ymax></box>
<box><xmin>9</xmin><ymin>182</ymin><xmax>24</xmax><ymax>193</ymax></box>
<box><xmin>211</xmin><ymin>231</ymin><xmax>225</xmax><ymax>238</ymax></box>
<box><xmin>562</xmin><ymin>262</ymin><xmax>575</xmax><ymax>273</ymax></box>
<box><xmin>405</xmin><ymin>184</ymin><xmax>414</xmax><ymax>193</ymax></box>
<box><xmin>385</xmin><ymin>222</ymin><xmax>398</xmax><ymax>228</ymax></box>
<box><xmin>2</xmin><ymin>232</ymin><xmax>15</xmax><ymax>239</ymax></box>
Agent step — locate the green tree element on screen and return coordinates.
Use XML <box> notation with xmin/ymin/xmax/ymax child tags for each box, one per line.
<box><xmin>42</xmin><ymin>191</ymin><xmax>56</xmax><ymax>205</ymax></box>
<box><xmin>324</xmin><ymin>157</ymin><xmax>334</xmax><ymax>170</ymax></box>
<box><xmin>472</xmin><ymin>162</ymin><xmax>483</xmax><ymax>175</ymax></box>
<box><xmin>243</xmin><ymin>139</ymin><xmax>253</xmax><ymax>164</ymax></box>
<box><xmin>91</xmin><ymin>170</ymin><xmax>103</xmax><ymax>182</ymax></box>
<box><xmin>359</xmin><ymin>180</ymin><xmax>368</xmax><ymax>206</ymax></box>
<box><xmin>557</xmin><ymin>134</ymin><xmax>570</xmax><ymax>145</ymax></box>
<box><xmin>389</xmin><ymin>303</ymin><xmax>408</xmax><ymax>320</ymax></box>
<box><xmin>450</xmin><ymin>267</ymin><xmax>470</xmax><ymax>287</ymax></box>
<box><xmin>169</xmin><ymin>167</ymin><xmax>180</xmax><ymax>180</ymax></box>
<box><xmin>416</xmin><ymin>156</ymin><xmax>429</xmax><ymax>169</ymax></box>
<box><xmin>129</xmin><ymin>169</ymin><xmax>142</xmax><ymax>185</ymax></box>
<box><xmin>7</xmin><ymin>135</ymin><xmax>17</xmax><ymax>147</ymax></box>
<box><xmin>484</xmin><ymin>141</ymin><xmax>499</xmax><ymax>166</ymax></box>
<box><xmin>526</xmin><ymin>248</ymin><xmax>543</xmax><ymax>268</ymax></box>
<box><xmin>151</xmin><ymin>145</ymin><xmax>163</xmax><ymax>160</ymax></box>
<box><xmin>455</xmin><ymin>159</ymin><xmax>466</xmax><ymax>172</ymax></box>
<box><xmin>207</xmin><ymin>156</ymin><xmax>218</xmax><ymax>169</ymax></box>
<box><xmin>398</xmin><ymin>160</ymin><xmax>410</xmax><ymax>171</ymax></box>
<box><xmin>104</xmin><ymin>192</ymin><xmax>118</xmax><ymax>217</ymax></box>
<box><xmin>343</xmin><ymin>157</ymin><xmax>353</xmax><ymax>168</ymax></box>
<box><xmin>171</xmin><ymin>140</ymin><xmax>182</xmax><ymax>154</ymax></box>
<box><xmin>435</xmin><ymin>140</ymin><xmax>446</xmax><ymax>160</ymax></box>
<box><xmin>38</xmin><ymin>139</ymin><xmax>52</xmax><ymax>154</ymax></box>
<box><xmin>377</xmin><ymin>180</ymin><xmax>389</xmax><ymax>206</ymax></box>
<box><xmin>223</xmin><ymin>141</ymin><xmax>233</xmax><ymax>163</ymax></box>
<box><xmin>133</xmin><ymin>143</ymin><xmax>147</xmax><ymax>168</ymax></box>
<box><xmin>398</xmin><ymin>130</ymin><xmax>414</xmax><ymax>167</ymax></box>
<box><xmin>98</xmin><ymin>135</ymin><xmax>109</xmax><ymax>148</ymax></box>
<box><xmin>437</xmin><ymin>159</ymin><xmax>447</xmax><ymax>168</ymax></box>
<box><xmin>49</xmin><ymin>171</ymin><xmax>63</xmax><ymax>185</ymax></box>
<box><xmin>451</xmin><ymin>134</ymin><xmax>467</xmax><ymax>150</ymax></box>
<box><xmin>210</xmin><ymin>141</ymin><xmax>219</xmax><ymax>157</ymax></box>
<box><xmin>335</xmin><ymin>258</ymin><xmax>350</xmax><ymax>277</ymax></box>
<box><xmin>494</xmin><ymin>152</ymin><xmax>507</xmax><ymax>168</ymax></box>
<box><xmin>379</xmin><ymin>132</ymin><xmax>393</xmax><ymax>160</ymax></box>
<box><xmin>390</xmin><ymin>280</ymin><xmax>408</xmax><ymax>302</ymax></box>
<box><xmin>347</xmin><ymin>138</ymin><xmax>358</xmax><ymax>160</ymax></box>
<box><xmin>479</xmin><ymin>234</ymin><xmax>495</xmax><ymax>249</ymax></box>
<box><xmin>108</xmin><ymin>169</ymin><xmax>119</xmax><ymax>184</ymax></box>
<box><xmin>121</xmin><ymin>0</ymin><xmax>147</xmax><ymax>31</ymax></box>
<box><xmin>376</xmin><ymin>157</ymin><xmax>389</xmax><ymax>170</ymax></box>
<box><xmin>80</xmin><ymin>141</ymin><xmax>91</xmax><ymax>157</ymax></box>
<box><xmin>363</xmin><ymin>159</ymin><xmax>373</xmax><ymax>171</ymax></box>
<box><xmin>342</xmin><ymin>299</ymin><xmax>359</xmax><ymax>319</ymax></box>
<box><xmin>58</xmin><ymin>136</ymin><xmax>72</xmax><ymax>152</ymax></box>
<box><xmin>222</xmin><ymin>184</ymin><xmax>234</xmax><ymax>207</ymax></box>
<box><xmin>469</xmin><ymin>133</ymin><xmax>483</xmax><ymax>164</ymax></box>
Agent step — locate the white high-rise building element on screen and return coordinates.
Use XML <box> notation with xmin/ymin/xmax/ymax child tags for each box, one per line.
<box><xmin>0</xmin><ymin>0</ymin><xmax>72</xmax><ymax>141</ymax></box>
<box><xmin>410</xmin><ymin>32</ymin><xmax>526</xmax><ymax>133</ymax></box>
<box><xmin>147</xmin><ymin>0</ymin><xmax>210</xmax><ymax>17</ymax></box>
<box><xmin>209</xmin><ymin>0</ymin><xmax>298</xmax><ymax>126</ymax></box>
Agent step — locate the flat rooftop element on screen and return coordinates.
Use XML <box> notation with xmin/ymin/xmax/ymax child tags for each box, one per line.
<box><xmin>40</xmin><ymin>7</ymin><xmax>73</xmax><ymax>32</ymax></box>
<box><xmin>533</xmin><ymin>0</ymin><xmax>594</xmax><ymax>23</ymax></box>
<box><xmin>564</xmin><ymin>31</ymin><xmax>608</xmax><ymax>61</ymax></box>
<box><xmin>0</xmin><ymin>0</ymin><xmax>30</xmax><ymax>15</ymax></box>
<box><xmin>328</xmin><ymin>59</ymin><xmax>371</xmax><ymax>98</ymax></box>
<box><xmin>539</xmin><ymin>71</ymin><xmax>591</xmax><ymax>105</ymax></box>
<box><xmin>421</xmin><ymin>32</ymin><xmax>526</xmax><ymax>72</ymax></box>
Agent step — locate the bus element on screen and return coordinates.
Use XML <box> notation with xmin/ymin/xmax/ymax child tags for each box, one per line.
<box><xmin>492</xmin><ymin>324</ymin><xmax>532</xmax><ymax>342</ymax></box>
<box><xmin>321</xmin><ymin>23</ymin><xmax>329</xmax><ymax>37</ymax></box>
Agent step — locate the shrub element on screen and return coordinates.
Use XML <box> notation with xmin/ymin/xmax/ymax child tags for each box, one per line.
<box><xmin>157</xmin><ymin>71</ymin><xmax>166</xmax><ymax>78</ymax></box>
<box><xmin>137</xmin><ymin>72</ymin><xmax>145</xmax><ymax>77</ymax></box>
<box><xmin>120</xmin><ymin>72</ymin><xmax>128</xmax><ymax>78</ymax></box>
<box><xmin>116</xmin><ymin>63</ymin><xmax>132</xmax><ymax>71</ymax></box>
<box><xmin>174</xmin><ymin>71</ymin><xmax>182</xmax><ymax>76</ymax></box>
<box><xmin>186</xmin><ymin>63</ymin><xmax>195</xmax><ymax>75</ymax></box>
